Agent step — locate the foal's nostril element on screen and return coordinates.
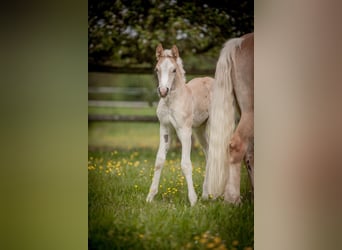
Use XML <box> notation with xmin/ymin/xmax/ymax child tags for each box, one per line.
<box><xmin>158</xmin><ymin>87</ymin><xmax>169</xmax><ymax>97</ymax></box>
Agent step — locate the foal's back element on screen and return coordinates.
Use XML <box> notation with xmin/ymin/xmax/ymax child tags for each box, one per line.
<box><xmin>186</xmin><ymin>77</ymin><xmax>214</xmax><ymax>127</ymax></box>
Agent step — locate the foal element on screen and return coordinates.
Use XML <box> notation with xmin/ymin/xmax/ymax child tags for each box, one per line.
<box><xmin>146</xmin><ymin>44</ymin><xmax>214</xmax><ymax>206</ymax></box>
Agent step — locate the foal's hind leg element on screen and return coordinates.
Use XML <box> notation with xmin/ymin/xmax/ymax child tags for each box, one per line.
<box><xmin>193</xmin><ymin>124</ymin><xmax>209</xmax><ymax>199</ymax></box>
<box><xmin>146</xmin><ymin>123</ymin><xmax>170</xmax><ymax>202</ymax></box>
<box><xmin>178</xmin><ymin>127</ymin><xmax>197</xmax><ymax>206</ymax></box>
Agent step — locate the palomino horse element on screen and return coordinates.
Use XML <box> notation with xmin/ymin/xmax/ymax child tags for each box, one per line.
<box><xmin>205</xmin><ymin>33</ymin><xmax>254</xmax><ymax>204</ymax></box>
<box><xmin>146</xmin><ymin>44</ymin><xmax>214</xmax><ymax>206</ymax></box>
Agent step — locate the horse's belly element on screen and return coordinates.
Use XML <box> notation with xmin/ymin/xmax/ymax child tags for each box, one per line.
<box><xmin>192</xmin><ymin>111</ymin><xmax>208</xmax><ymax>128</ymax></box>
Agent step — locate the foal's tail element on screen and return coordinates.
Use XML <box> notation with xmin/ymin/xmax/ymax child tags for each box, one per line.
<box><xmin>206</xmin><ymin>38</ymin><xmax>243</xmax><ymax>197</ymax></box>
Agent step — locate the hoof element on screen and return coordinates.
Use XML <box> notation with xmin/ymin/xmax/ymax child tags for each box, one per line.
<box><xmin>189</xmin><ymin>194</ymin><xmax>198</xmax><ymax>206</ymax></box>
<box><xmin>224</xmin><ymin>195</ymin><xmax>241</xmax><ymax>205</ymax></box>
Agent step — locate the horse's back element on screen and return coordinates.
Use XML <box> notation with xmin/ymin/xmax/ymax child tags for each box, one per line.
<box><xmin>187</xmin><ymin>77</ymin><xmax>214</xmax><ymax>127</ymax></box>
<box><xmin>187</xmin><ymin>77</ymin><xmax>213</xmax><ymax>94</ymax></box>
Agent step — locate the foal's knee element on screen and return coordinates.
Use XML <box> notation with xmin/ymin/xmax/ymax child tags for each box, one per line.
<box><xmin>181</xmin><ymin>160</ymin><xmax>192</xmax><ymax>175</ymax></box>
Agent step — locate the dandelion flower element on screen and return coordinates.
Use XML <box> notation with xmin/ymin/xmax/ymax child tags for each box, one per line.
<box><xmin>217</xmin><ymin>244</ymin><xmax>227</xmax><ymax>250</ymax></box>
<box><xmin>213</xmin><ymin>236</ymin><xmax>221</xmax><ymax>244</ymax></box>
<box><xmin>206</xmin><ymin>242</ymin><xmax>215</xmax><ymax>248</ymax></box>
<box><xmin>199</xmin><ymin>238</ymin><xmax>207</xmax><ymax>244</ymax></box>
<box><xmin>185</xmin><ymin>242</ymin><xmax>192</xmax><ymax>249</ymax></box>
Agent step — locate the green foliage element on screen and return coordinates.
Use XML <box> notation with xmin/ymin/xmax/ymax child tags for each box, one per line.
<box><xmin>89</xmin><ymin>0</ymin><xmax>253</xmax><ymax>66</ymax></box>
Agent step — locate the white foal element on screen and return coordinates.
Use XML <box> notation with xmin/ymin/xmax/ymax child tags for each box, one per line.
<box><xmin>146</xmin><ymin>44</ymin><xmax>214</xmax><ymax>206</ymax></box>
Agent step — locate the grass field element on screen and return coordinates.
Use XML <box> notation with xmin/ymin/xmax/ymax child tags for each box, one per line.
<box><xmin>89</xmin><ymin>121</ymin><xmax>254</xmax><ymax>250</ymax></box>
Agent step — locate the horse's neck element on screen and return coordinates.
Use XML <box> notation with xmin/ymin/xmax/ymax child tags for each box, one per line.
<box><xmin>163</xmin><ymin>75</ymin><xmax>186</xmax><ymax>106</ymax></box>
<box><xmin>171</xmin><ymin>73</ymin><xmax>186</xmax><ymax>95</ymax></box>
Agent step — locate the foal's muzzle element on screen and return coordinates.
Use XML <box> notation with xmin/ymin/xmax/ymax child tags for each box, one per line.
<box><xmin>158</xmin><ymin>87</ymin><xmax>169</xmax><ymax>98</ymax></box>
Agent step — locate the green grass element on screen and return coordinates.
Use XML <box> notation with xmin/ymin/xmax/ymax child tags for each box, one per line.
<box><xmin>88</xmin><ymin>102</ymin><xmax>253</xmax><ymax>249</ymax></box>
<box><xmin>89</xmin><ymin>122</ymin><xmax>160</xmax><ymax>149</ymax></box>
<box><xmin>88</xmin><ymin>124</ymin><xmax>254</xmax><ymax>249</ymax></box>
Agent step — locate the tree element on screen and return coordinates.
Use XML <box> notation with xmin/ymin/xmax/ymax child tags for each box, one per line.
<box><xmin>88</xmin><ymin>0</ymin><xmax>253</xmax><ymax>66</ymax></box>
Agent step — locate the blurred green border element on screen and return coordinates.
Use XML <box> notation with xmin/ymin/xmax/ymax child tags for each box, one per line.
<box><xmin>0</xmin><ymin>1</ymin><xmax>87</xmax><ymax>249</ymax></box>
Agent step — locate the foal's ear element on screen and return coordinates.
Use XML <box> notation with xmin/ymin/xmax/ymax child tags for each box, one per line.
<box><xmin>156</xmin><ymin>43</ymin><xmax>163</xmax><ymax>60</ymax></box>
<box><xmin>171</xmin><ymin>45</ymin><xmax>179</xmax><ymax>58</ymax></box>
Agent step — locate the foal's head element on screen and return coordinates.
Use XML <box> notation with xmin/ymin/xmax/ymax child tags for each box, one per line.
<box><xmin>154</xmin><ymin>44</ymin><xmax>185</xmax><ymax>98</ymax></box>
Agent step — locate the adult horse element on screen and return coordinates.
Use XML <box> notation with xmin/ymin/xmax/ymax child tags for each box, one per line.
<box><xmin>146</xmin><ymin>44</ymin><xmax>214</xmax><ymax>206</ymax></box>
<box><xmin>205</xmin><ymin>33</ymin><xmax>254</xmax><ymax>204</ymax></box>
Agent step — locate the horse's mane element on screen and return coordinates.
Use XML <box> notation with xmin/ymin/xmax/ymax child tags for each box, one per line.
<box><xmin>162</xmin><ymin>49</ymin><xmax>186</xmax><ymax>82</ymax></box>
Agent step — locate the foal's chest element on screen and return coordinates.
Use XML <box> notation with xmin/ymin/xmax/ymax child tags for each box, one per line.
<box><xmin>157</xmin><ymin>101</ymin><xmax>186</xmax><ymax>128</ymax></box>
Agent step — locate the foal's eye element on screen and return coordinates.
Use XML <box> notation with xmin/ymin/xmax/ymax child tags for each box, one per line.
<box><xmin>155</xmin><ymin>68</ymin><xmax>158</xmax><ymax>73</ymax></box>
<box><xmin>172</xmin><ymin>68</ymin><xmax>176</xmax><ymax>73</ymax></box>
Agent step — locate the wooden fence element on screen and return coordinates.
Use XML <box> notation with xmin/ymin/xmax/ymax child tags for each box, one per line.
<box><xmin>88</xmin><ymin>65</ymin><xmax>214</xmax><ymax>122</ymax></box>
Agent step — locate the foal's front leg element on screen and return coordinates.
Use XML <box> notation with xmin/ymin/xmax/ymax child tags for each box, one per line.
<box><xmin>178</xmin><ymin>127</ymin><xmax>197</xmax><ymax>206</ymax></box>
<box><xmin>146</xmin><ymin>123</ymin><xmax>170</xmax><ymax>202</ymax></box>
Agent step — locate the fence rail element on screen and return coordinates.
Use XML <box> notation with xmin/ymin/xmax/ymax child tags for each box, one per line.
<box><xmin>88</xmin><ymin>66</ymin><xmax>214</xmax><ymax>122</ymax></box>
<box><xmin>88</xmin><ymin>100</ymin><xmax>157</xmax><ymax>108</ymax></box>
<box><xmin>88</xmin><ymin>86</ymin><xmax>151</xmax><ymax>95</ymax></box>
<box><xmin>88</xmin><ymin>114</ymin><xmax>158</xmax><ymax>122</ymax></box>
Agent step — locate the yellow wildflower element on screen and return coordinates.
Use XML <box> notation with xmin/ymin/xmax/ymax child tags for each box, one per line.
<box><xmin>213</xmin><ymin>237</ymin><xmax>221</xmax><ymax>244</ymax></box>
<box><xmin>199</xmin><ymin>238</ymin><xmax>207</xmax><ymax>244</ymax></box>
<box><xmin>185</xmin><ymin>242</ymin><xmax>193</xmax><ymax>249</ymax></box>
<box><xmin>206</xmin><ymin>242</ymin><xmax>215</xmax><ymax>248</ymax></box>
<box><xmin>217</xmin><ymin>244</ymin><xmax>227</xmax><ymax>250</ymax></box>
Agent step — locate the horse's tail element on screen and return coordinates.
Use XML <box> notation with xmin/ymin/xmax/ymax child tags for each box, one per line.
<box><xmin>206</xmin><ymin>38</ymin><xmax>243</xmax><ymax>197</ymax></box>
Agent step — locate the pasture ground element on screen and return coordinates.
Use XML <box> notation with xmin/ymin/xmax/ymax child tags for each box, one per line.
<box><xmin>89</xmin><ymin>118</ymin><xmax>254</xmax><ymax>250</ymax></box>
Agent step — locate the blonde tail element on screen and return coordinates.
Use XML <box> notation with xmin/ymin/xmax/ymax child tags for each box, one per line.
<box><xmin>206</xmin><ymin>38</ymin><xmax>243</xmax><ymax>197</ymax></box>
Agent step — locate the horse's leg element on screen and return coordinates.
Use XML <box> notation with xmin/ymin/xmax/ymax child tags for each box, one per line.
<box><xmin>178</xmin><ymin>127</ymin><xmax>197</xmax><ymax>206</ymax></box>
<box><xmin>194</xmin><ymin>123</ymin><xmax>209</xmax><ymax>199</ymax></box>
<box><xmin>146</xmin><ymin>123</ymin><xmax>170</xmax><ymax>202</ymax></box>
<box><xmin>244</xmin><ymin>138</ymin><xmax>254</xmax><ymax>200</ymax></box>
<box><xmin>224</xmin><ymin>160</ymin><xmax>242</xmax><ymax>204</ymax></box>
